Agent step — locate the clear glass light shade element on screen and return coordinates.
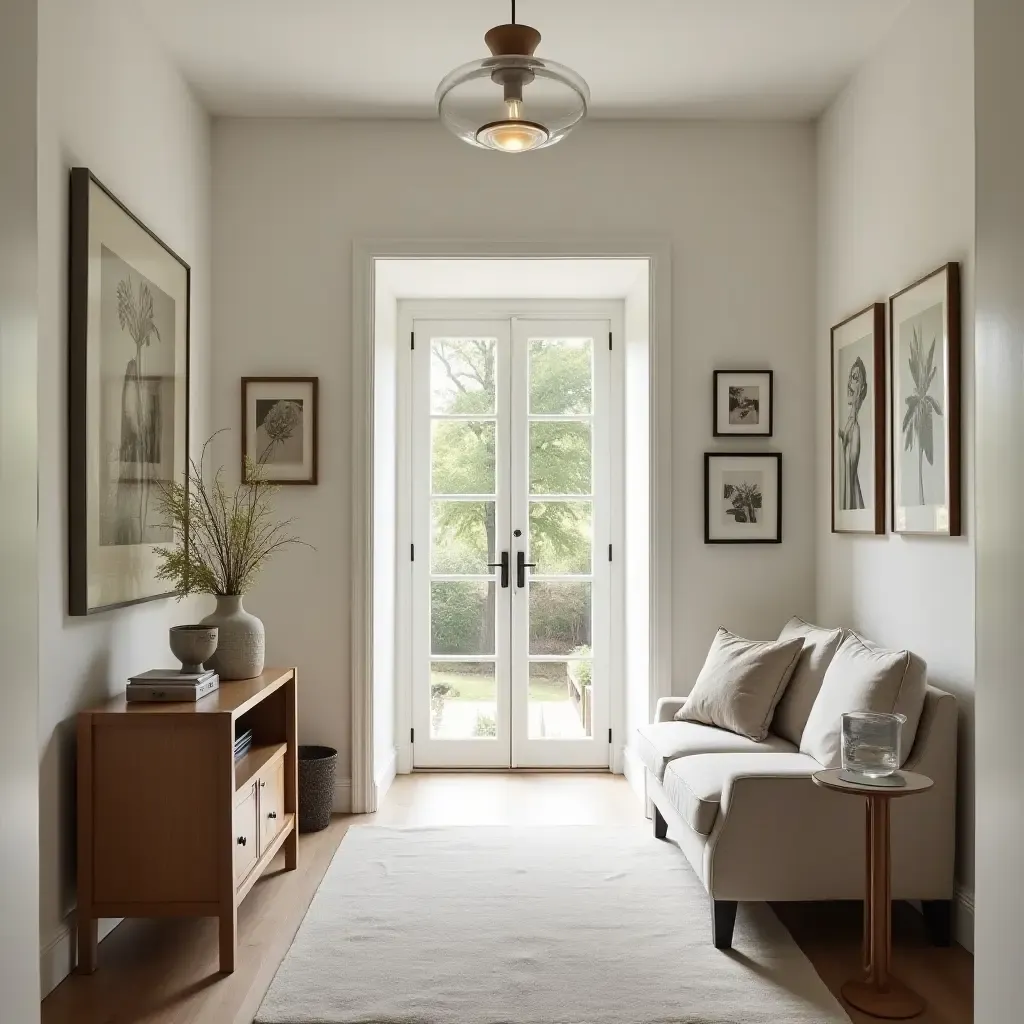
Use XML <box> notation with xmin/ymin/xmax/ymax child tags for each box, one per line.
<box><xmin>436</xmin><ymin>56</ymin><xmax>589</xmax><ymax>153</ymax></box>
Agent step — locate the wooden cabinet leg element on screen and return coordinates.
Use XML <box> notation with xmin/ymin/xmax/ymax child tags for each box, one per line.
<box><xmin>285</xmin><ymin>823</ymin><xmax>298</xmax><ymax>871</ymax></box>
<box><xmin>76</xmin><ymin>914</ymin><xmax>98</xmax><ymax>974</ymax></box>
<box><xmin>219</xmin><ymin>904</ymin><xmax>237</xmax><ymax>974</ymax></box>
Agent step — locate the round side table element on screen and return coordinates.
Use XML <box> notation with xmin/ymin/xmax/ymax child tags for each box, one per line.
<box><xmin>813</xmin><ymin>768</ymin><xmax>933</xmax><ymax>1020</ymax></box>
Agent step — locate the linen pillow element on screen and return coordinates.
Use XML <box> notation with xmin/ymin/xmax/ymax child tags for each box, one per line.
<box><xmin>675</xmin><ymin>627</ymin><xmax>804</xmax><ymax>742</ymax></box>
<box><xmin>799</xmin><ymin>631</ymin><xmax>928</xmax><ymax>768</ymax></box>
<box><xmin>771</xmin><ymin>617</ymin><xmax>845</xmax><ymax>745</ymax></box>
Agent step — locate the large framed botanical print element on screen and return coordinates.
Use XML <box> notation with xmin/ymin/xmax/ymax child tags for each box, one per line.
<box><xmin>68</xmin><ymin>169</ymin><xmax>190</xmax><ymax>614</ymax></box>
<box><xmin>889</xmin><ymin>263</ymin><xmax>961</xmax><ymax>536</ymax></box>
<box><xmin>831</xmin><ymin>303</ymin><xmax>885</xmax><ymax>534</ymax></box>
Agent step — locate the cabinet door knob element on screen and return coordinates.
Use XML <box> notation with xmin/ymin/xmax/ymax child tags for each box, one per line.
<box><xmin>268</xmin><ymin>811</ymin><xmax>277</xmax><ymax>820</ymax></box>
<box><xmin>236</xmin><ymin>836</ymin><xmax>247</xmax><ymax>846</ymax></box>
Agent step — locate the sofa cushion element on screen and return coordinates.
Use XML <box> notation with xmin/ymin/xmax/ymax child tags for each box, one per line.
<box><xmin>636</xmin><ymin>721</ymin><xmax>796</xmax><ymax>781</ymax></box>
<box><xmin>674</xmin><ymin>627</ymin><xmax>804</xmax><ymax>741</ymax></box>
<box><xmin>772</xmin><ymin>617</ymin><xmax>845</xmax><ymax>746</ymax></box>
<box><xmin>662</xmin><ymin>752</ymin><xmax>822</xmax><ymax>836</ymax></box>
<box><xmin>800</xmin><ymin>631</ymin><xmax>928</xmax><ymax>768</ymax></box>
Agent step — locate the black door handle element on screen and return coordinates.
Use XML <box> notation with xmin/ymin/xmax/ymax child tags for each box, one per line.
<box><xmin>516</xmin><ymin>550</ymin><xmax>537</xmax><ymax>589</ymax></box>
<box><xmin>487</xmin><ymin>551</ymin><xmax>510</xmax><ymax>589</ymax></box>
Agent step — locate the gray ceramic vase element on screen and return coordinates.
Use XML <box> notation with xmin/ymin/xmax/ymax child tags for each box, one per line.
<box><xmin>200</xmin><ymin>595</ymin><xmax>265</xmax><ymax>680</ymax></box>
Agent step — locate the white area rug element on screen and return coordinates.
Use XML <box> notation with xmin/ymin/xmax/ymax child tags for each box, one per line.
<box><xmin>256</xmin><ymin>826</ymin><xmax>850</xmax><ymax>1024</ymax></box>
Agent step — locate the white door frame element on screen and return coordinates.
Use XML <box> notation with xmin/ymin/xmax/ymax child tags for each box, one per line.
<box><xmin>351</xmin><ymin>239</ymin><xmax>673</xmax><ymax>812</ymax></box>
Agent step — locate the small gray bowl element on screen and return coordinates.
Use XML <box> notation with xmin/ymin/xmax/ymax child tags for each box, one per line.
<box><xmin>169</xmin><ymin>625</ymin><xmax>219</xmax><ymax>674</ymax></box>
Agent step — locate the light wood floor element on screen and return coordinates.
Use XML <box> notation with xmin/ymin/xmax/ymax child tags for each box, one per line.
<box><xmin>42</xmin><ymin>773</ymin><xmax>973</xmax><ymax>1024</ymax></box>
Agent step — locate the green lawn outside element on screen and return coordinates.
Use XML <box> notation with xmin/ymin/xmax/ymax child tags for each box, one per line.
<box><xmin>430</xmin><ymin>669</ymin><xmax>568</xmax><ymax>703</ymax></box>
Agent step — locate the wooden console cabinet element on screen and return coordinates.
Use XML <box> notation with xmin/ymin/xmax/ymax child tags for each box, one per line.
<box><xmin>76</xmin><ymin>667</ymin><xmax>299</xmax><ymax>974</ymax></box>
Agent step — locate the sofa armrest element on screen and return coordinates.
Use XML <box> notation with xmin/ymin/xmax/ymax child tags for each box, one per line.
<box><xmin>654</xmin><ymin>697</ymin><xmax>687</xmax><ymax>722</ymax></box>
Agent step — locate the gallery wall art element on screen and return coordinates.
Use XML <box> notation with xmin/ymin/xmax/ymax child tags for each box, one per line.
<box><xmin>830</xmin><ymin>303</ymin><xmax>886</xmax><ymax>535</ymax></box>
<box><xmin>704</xmin><ymin>452</ymin><xmax>782</xmax><ymax>544</ymax></box>
<box><xmin>241</xmin><ymin>377</ymin><xmax>319</xmax><ymax>484</ymax></box>
<box><xmin>713</xmin><ymin>370</ymin><xmax>773</xmax><ymax>437</ymax></box>
<box><xmin>889</xmin><ymin>263</ymin><xmax>961</xmax><ymax>536</ymax></box>
<box><xmin>68</xmin><ymin>168</ymin><xmax>190</xmax><ymax>615</ymax></box>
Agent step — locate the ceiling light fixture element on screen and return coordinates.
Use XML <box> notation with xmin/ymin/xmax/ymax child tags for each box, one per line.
<box><xmin>435</xmin><ymin>1</ymin><xmax>590</xmax><ymax>154</ymax></box>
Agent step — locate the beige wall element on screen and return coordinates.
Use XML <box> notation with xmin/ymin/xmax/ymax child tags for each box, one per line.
<box><xmin>0</xmin><ymin>0</ymin><xmax>41</xmax><ymax>1018</ymax></box>
<box><xmin>211</xmin><ymin>118</ymin><xmax>819</xmax><ymax>790</ymax></box>
<box><xmin>35</xmin><ymin>0</ymin><xmax>211</xmax><ymax>994</ymax></box>
<box><xmin>974</xmin><ymin>0</ymin><xmax>1024</xmax><ymax>1015</ymax></box>
<box><xmin>815</xmin><ymin>0</ymin><xmax>976</xmax><ymax>946</ymax></box>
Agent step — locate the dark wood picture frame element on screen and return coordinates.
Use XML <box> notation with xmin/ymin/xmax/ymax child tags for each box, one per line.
<box><xmin>712</xmin><ymin>370</ymin><xmax>774</xmax><ymax>437</ymax></box>
<box><xmin>889</xmin><ymin>263</ymin><xmax>961</xmax><ymax>536</ymax></box>
<box><xmin>830</xmin><ymin>302</ymin><xmax>886</xmax><ymax>535</ymax></box>
<box><xmin>241</xmin><ymin>377</ymin><xmax>319</xmax><ymax>485</ymax></box>
<box><xmin>704</xmin><ymin>451</ymin><xmax>783</xmax><ymax>544</ymax></box>
<box><xmin>68</xmin><ymin>168</ymin><xmax>191</xmax><ymax>615</ymax></box>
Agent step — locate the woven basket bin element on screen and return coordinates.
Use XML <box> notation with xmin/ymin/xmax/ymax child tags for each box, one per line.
<box><xmin>298</xmin><ymin>745</ymin><xmax>337</xmax><ymax>833</ymax></box>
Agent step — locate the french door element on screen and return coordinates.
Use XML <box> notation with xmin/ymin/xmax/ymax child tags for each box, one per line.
<box><xmin>411</xmin><ymin>316</ymin><xmax>612</xmax><ymax>768</ymax></box>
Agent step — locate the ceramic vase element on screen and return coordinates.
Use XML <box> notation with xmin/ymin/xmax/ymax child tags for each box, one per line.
<box><xmin>200</xmin><ymin>595</ymin><xmax>265</xmax><ymax>680</ymax></box>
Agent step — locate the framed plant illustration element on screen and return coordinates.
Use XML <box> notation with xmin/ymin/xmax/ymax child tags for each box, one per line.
<box><xmin>242</xmin><ymin>377</ymin><xmax>319</xmax><ymax>484</ymax></box>
<box><xmin>831</xmin><ymin>303</ymin><xmax>885</xmax><ymax>534</ymax></box>
<box><xmin>704</xmin><ymin>452</ymin><xmax>782</xmax><ymax>544</ymax></box>
<box><xmin>890</xmin><ymin>263</ymin><xmax>961</xmax><ymax>536</ymax></box>
<box><xmin>713</xmin><ymin>370</ymin><xmax>773</xmax><ymax>437</ymax></box>
<box><xmin>68</xmin><ymin>168</ymin><xmax>190</xmax><ymax>615</ymax></box>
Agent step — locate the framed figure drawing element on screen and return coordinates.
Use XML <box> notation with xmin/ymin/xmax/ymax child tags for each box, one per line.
<box><xmin>831</xmin><ymin>303</ymin><xmax>885</xmax><ymax>534</ymax></box>
<box><xmin>242</xmin><ymin>377</ymin><xmax>319</xmax><ymax>484</ymax></box>
<box><xmin>704</xmin><ymin>452</ymin><xmax>782</xmax><ymax>544</ymax></box>
<box><xmin>68</xmin><ymin>168</ymin><xmax>190</xmax><ymax>615</ymax></box>
<box><xmin>713</xmin><ymin>370</ymin><xmax>773</xmax><ymax>437</ymax></box>
<box><xmin>890</xmin><ymin>263</ymin><xmax>961</xmax><ymax>536</ymax></box>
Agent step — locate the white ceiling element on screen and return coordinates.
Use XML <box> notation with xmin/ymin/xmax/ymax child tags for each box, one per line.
<box><xmin>138</xmin><ymin>0</ymin><xmax>908</xmax><ymax>119</ymax></box>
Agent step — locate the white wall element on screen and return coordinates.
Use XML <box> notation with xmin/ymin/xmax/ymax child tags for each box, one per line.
<box><xmin>974</xmin><ymin>0</ymin><xmax>1024</xmax><ymax>1014</ymax></box>
<box><xmin>36</xmin><ymin>0</ymin><xmax>211</xmax><ymax>993</ymax></box>
<box><xmin>212</xmin><ymin>119</ymin><xmax>818</xmax><ymax>785</ymax></box>
<box><xmin>815</xmin><ymin>0</ymin><xmax>975</xmax><ymax>943</ymax></box>
<box><xmin>0</xmin><ymin>1</ymin><xmax>42</xmax><ymax>1018</ymax></box>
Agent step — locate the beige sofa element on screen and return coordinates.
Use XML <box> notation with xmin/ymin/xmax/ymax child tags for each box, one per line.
<box><xmin>638</xmin><ymin>633</ymin><xmax>958</xmax><ymax>950</ymax></box>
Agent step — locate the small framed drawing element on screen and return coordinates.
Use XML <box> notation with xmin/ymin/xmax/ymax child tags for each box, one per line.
<box><xmin>713</xmin><ymin>370</ymin><xmax>773</xmax><ymax>437</ymax></box>
<box><xmin>241</xmin><ymin>377</ymin><xmax>319</xmax><ymax>484</ymax></box>
<box><xmin>704</xmin><ymin>452</ymin><xmax>782</xmax><ymax>544</ymax></box>
<box><xmin>68</xmin><ymin>168</ymin><xmax>190</xmax><ymax>615</ymax></box>
<box><xmin>889</xmin><ymin>263</ymin><xmax>961</xmax><ymax>536</ymax></box>
<box><xmin>831</xmin><ymin>303</ymin><xmax>886</xmax><ymax>534</ymax></box>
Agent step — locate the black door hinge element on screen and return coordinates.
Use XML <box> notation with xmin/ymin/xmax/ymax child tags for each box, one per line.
<box><xmin>411</xmin><ymin>331</ymin><xmax>415</xmax><ymax>350</ymax></box>
<box><xmin>411</xmin><ymin>727</ymin><xmax>415</xmax><ymax>743</ymax></box>
<box><xmin>608</xmin><ymin>543</ymin><xmax>613</xmax><ymax>561</ymax></box>
<box><xmin>411</xmin><ymin>543</ymin><xmax>415</xmax><ymax>561</ymax></box>
<box><xmin>608</xmin><ymin>331</ymin><xmax>613</xmax><ymax>351</ymax></box>
<box><xmin>608</xmin><ymin>728</ymin><xmax>613</xmax><ymax>743</ymax></box>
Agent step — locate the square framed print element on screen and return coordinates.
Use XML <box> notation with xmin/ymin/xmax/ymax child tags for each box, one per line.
<box><xmin>713</xmin><ymin>370</ymin><xmax>773</xmax><ymax>437</ymax></box>
<box><xmin>704</xmin><ymin>452</ymin><xmax>782</xmax><ymax>544</ymax></box>
<box><xmin>890</xmin><ymin>263</ymin><xmax>961</xmax><ymax>536</ymax></box>
<box><xmin>831</xmin><ymin>303</ymin><xmax>886</xmax><ymax>534</ymax></box>
<box><xmin>68</xmin><ymin>168</ymin><xmax>190</xmax><ymax>615</ymax></box>
<box><xmin>242</xmin><ymin>377</ymin><xmax>319</xmax><ymax>484</ymax></box>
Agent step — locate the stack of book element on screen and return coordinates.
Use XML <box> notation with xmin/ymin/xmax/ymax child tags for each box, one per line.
<box><xmin>126</xmin><ymin>669</ymin><xmax>220</xmax><ymax>703</ymax></box>
<box><xmin>234</xmin><ymin>728</ymin><xmax>253</xmax><ymax>762</ymax></box>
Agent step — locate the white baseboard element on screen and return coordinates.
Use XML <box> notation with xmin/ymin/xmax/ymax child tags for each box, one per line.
<box><xmin>374</xmin><ymin>747</ymin><xmax>398</xmax><ymax>807</ymax></box>
<box><xmin>332</xmin><ymin>772</ymin><xmax>353</xmax><ymax>813</ymax></box>
<box><xmin>954</xmin><ymin>884</ymin><xmax>974</xmax><ymax>952</ymax></box>
<box><xmin>622</xmin><ymin>744</ymin><xmax>647</xmax><ymax>807</ymax></box>
<box><xmin>40</xmin><ymin>916</ymin><xmax>122</xmax><ymax>997</ymax></box>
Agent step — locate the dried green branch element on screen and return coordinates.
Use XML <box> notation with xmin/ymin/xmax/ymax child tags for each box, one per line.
<box><xmin>153</xmin><ymin>431</ymin><xmax>311</xmax><ymax>598</ymax></box>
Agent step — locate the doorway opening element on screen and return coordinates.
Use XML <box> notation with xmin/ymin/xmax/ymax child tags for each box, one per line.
<box><xmin>355</xmin><ymin>250</ymin><xmax>669</xmax><ymax>809</ymax></box>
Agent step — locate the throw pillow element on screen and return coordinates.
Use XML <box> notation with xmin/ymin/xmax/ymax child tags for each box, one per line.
<box><xmin>675</xmin><ymin>627</ymin><xmax>804</xmax><ymax>742</ymax></box>
<box><xmin>800</xmin><ymin>631</ymin><xmax>928</xmax><ymax>768</ymax></box>
<box><xmin>772</xmin><ymin>617</ymin><xmax>845</xmax><ymax>745</ymax></box>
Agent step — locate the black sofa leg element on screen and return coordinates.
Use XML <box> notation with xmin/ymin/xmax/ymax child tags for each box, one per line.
<box><xmin>711</xmin><ymin>899</ymin><xmax>738</xmax><ymax>950</ymax></box>
<box><xmin>653</xmin><ymin>805</ymin><xmax>668</xmax><ymax>840</ymax></box>
<box><xmin>922</xmin><ymin>899</ymin><xmax>953</xmax><ymax>947</ymax></box>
